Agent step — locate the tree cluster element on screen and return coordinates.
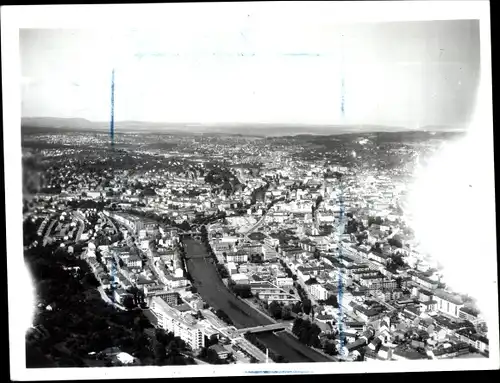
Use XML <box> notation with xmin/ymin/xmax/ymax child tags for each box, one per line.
<box><xmin>153</xmin><ymin>328</ymin><xmax>193</xmax><ymax>366</ymax></box>
<box><xmin>388</xmin><ymin>237</ymin><xmax>403</xmax><ymax>248</ymax></box>
<box><xmin>268</xmin><ymin>301</ymin><xmax>293</xmax><ymax>320</ymax></box>
<box><xmin>294</xmin><ymin>283</ymin><xmax>310</xmax><ymax>304</ymax></box>
<box><xmin>215</xmin><ymin>309</ymin><xmax>233</xmax><ymax>326</ymax></box>
<box><xmin>291</xmin><ymin>318</ymin><xmax>322</xmax><ymax>348</ymax></box>
<box><xmin>318</xmin><ymin>295</ymin><xmax>339</xmax><ymax>308</ymax></box>
<box><xmin>216</xmin><ymin>264</ymin><xmax>229</xmax><ymax>279</ymax></box>
<box><xmin>367</xmin><ymin>216</ymin><xmax>384</xmax><ymax>227</ymax></box>
<box><xmin>228</xmin><ymin>282</ymin><xmax>253</xmax><ymax>298</ymax></box>
<box><xmin>24</xmin><ymin>244</ymin><xmax>161</xmax><ymax>367</ymax></box>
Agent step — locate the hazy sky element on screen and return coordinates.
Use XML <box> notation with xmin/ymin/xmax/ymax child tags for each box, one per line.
<box><xmin>20</xmin><ymin>19</ymin><xmax>480</xmax><ymax>127</ymax></box>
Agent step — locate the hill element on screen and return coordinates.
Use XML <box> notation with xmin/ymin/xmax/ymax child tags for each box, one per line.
<box><xmin>21</xmin><ymin>117</ymin><xmax>464</xmax><ymax>137</ymax></box>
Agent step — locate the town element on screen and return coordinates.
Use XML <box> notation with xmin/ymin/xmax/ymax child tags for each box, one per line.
<box><xmin>23</xmin><ymin>129</ymin><xmax>489</xmax><ymax>367</ymax></box>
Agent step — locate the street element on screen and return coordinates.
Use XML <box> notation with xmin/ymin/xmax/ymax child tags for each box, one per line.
<box><xmin>97</xmin><ymin>286</ymin><xmax>126</xmax><ymax>311</ymax></box>
<box><xmin>42</xmin><ymin>218</ymin><xmax>56</xmax><ymax>246</ymax></box>
<box><xmin>72</xmin><ymin>212</ymin><xmax>85</xmax><ymax>242</ymax></box>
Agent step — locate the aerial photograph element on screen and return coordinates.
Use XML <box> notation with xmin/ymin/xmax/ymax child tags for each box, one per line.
<box><xmin>14</xmin><ymin>7</ymin><xmax>496</xmax><ymax>373</ymax></box>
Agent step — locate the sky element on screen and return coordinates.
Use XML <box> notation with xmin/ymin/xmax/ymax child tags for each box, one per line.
<box><xmin>20</xmin><ymin>19</ymin><xmax>480</xmax><ymax>127</ymax></box>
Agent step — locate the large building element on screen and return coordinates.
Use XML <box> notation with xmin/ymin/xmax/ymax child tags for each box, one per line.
<box><xmin>250</xmin><ymin>281</ymin><xmax>300</xmax><ymax>304</ymax></box>
<box><xmin>275</xmin><ymin>277</ymin><xmax>294</xmax><ymax>289</ymax></box>
<box><xmin>308</xmin><ymin>283</ymin><xmax>331</xmax><ymax>301</ymax></box>
<box><xmin>434</xmin><ymin>290</ymin><xmax>464</xmax><ymax>318</ymax></box>
<box><xmin>226</xmin><ymin>251</ymin><xmax>248</xmax><ymax>264</ymax></box>
<box><xmin>144</xmin><ymin>287</ymin><xmax>179</xmax><ymax>305</ymax></box>
<box><xmin>106</xmin><ymin>211</ymin><xmax>158</xmax><ymax>236</ymax></box>
<box><xmin>150</xmin><ymin>296</ymin><xmax>205</xmax><ymax>350</ymax></box>
<box><xmin>459</xmin><ymin>306</ymin><xmax>484</xmax><ymax>325</ymax></box>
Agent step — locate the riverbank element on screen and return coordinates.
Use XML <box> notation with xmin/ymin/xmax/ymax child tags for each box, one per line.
<box><xmin>183</xmin><ymin>238</ymin><xmax>334</xmax><ymax>363</ymax></box>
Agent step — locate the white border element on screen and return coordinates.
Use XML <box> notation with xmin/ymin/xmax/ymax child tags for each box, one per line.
<box><xmin>2</xmin><ymin>1</ymin><xmax>498</xmax><ymax>380</ymax></box>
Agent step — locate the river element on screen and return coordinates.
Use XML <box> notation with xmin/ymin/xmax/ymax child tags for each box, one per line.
<box><xmin>183</xmin><ymin>238</ymin><xmax>333</xmax><ymax>363</ymax></box>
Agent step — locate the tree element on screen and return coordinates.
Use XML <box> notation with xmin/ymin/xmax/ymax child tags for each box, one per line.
<box><xmin>179</xmin><ymin>220</ymin><xmax>191</xmax><ymax>232</ymax></box>
<box><xmin>302</xmin><ymin>299</ymin><xmax>312</xmax><ymax>315</ymax></box>
<box><xmin>232</xmin><ymin>284</ymin><xmax>252</xmax><ymax>298</ymax></box>
<box><xmin>215</xmin><ymin>309</ymin><xmax>233</xmax><ymax>325</ymax></box>
<box><xmin>206</xmin><ymin>348</ymin><xmax>224</xmax><ymax>364</ymax></box>
<box><xmin>82</xmin><ymin>273</ymin><xmax>100</xmax><ymax>288</ymax></box>
<box><xmin>268</xmin><ymin>301</ymin><xmax>282</xmax><ymax>319</ymax></box>
<box><xmin>281</xmin><ymin>305</ymin><xmax>293</xmax><ymax>320</ymax></box>
<box><xmin>292</xmin><ymin>318</ymin><xmax>304</xmax><ymax>335</ymax></box>
<box><xmin>324</xmin><ymin>295</ymin><xmax>339</xmax><ymax>308</ymax></box>
<box><xmin>207</xmin><ymin>334</ymin><xmax>219</xmax><ymax>347</ymax></box>
<box><xmin>122</xmin><ymin>295</ymin><xmax>136</xmax><ymax>310</ymax></box>
<box><xmin>216</xmin><ymin>264</ymin><xmax>229</xmax><ymax>279</ymax></box>
<box><xmin>154</xmin><ymin>343</ymin><xmax>167</xmax><ymax>365</ymax></box>
<box><xmin>200</xmin><ymin>225</ymin><xmax>208</xmax><ymax>238</ymax></box>
<box><xmin>324</xmin><ymin>341</ymin><xmax>338</xmax><ymax>355</ymax></box>
<box><xmin>165</xmin><ymin>340</ymin><xmax>187</xmax><ymax>365</ymax></box>
<box><xmin>291</xmin><ymin>301</ymin><xmax>302</xmax><ymax>314</ymax></box>
<box><xmin>388</xmin><ymin>237</ymin><xmax>403</xmax><ymax>248</ymax></box>
<box><xmin>372</xmin><ymin>242</ymin><xmax>383</xmax><ymax>254</ymax></box>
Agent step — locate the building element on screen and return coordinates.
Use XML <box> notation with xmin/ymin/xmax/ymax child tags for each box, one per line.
<box><xmin>163</xmin><ymin>274</ymin><xmax>189</xmax><ymax>289</ymax></box>
<box><xmin>459</xmin><ymin>306</ymin><xmax>484</xmax><ymax>324</ymax></box>
<box><xmin>226</xmin><ymin>251</ymin><xmax>248</xmax><ymax>264</ymax></box>
<box><xmin>227</xmin><ymin>262</ymin><xmax>238</xmax><ymax>276</ymax></box>
<box><xmin>250</xmin><ymin>281</ymin><xmax>300</xmax><ymax>304</ymax></box>
<box><xmin>113</xmin><ymin>288</ymin><xmax>133</xmax><ymax>305</ymax></box>
<box><xmin>412</xmin><ymin>273</ymin><xmax>439</xmax><ymax>290</ymax></box>
<box><xmin>275</xmin><ymin>277</ymin><xmax>294</xmax><ymax>289</ymax></box>
<box><xmin>455</xmin><ymin>329</ymin><xmax>489</xmax><ymax>353</ymax></box>
<box><xmin>126</xmin><ymin>255</ymin><xmax>142</xmax><ymax>268</ymax></box>
<box><xmin>231</xmin><ymin>273</ymin><xmax>250</xmax><ymax>285</ymax></box>
<box><xmin>434</xmin><ymin>290</ymin><xmax>464</xmax><ymax>318</ymax></box>
<box><xmin>308</xmin><ymin>283</ymin><xmax>331</xmax><ymax>301</ymax></box>
<box><xmin>113</xmin><ymin>352</ymin><xmax>138</xmax><ymax>365</ymax></box>
<box><xmin>144</xmin><ymin>287</ymin><xmax>179</xmax><ymax>305</ymax></box>
<box><xmin>150</xmin><ymin>296</ymin><xmax>205</xmax><ymax>350</ymax></box>
<box><xmin>208</xmin><ymin>344</ymin><xmax>231</xmax><ymax>360</ymax></box>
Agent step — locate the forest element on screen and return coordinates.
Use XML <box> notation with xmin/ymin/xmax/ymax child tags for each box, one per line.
<box><xmin>24</xmin><ymin>239</ymin><xmax>193</xmax><ymax>367</ymax></box>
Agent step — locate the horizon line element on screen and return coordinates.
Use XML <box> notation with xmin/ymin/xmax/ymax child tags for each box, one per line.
<box><xmin>21</xmin><ymin>116</ymin><xmax>464</xmax><ymax>130</ymax></box>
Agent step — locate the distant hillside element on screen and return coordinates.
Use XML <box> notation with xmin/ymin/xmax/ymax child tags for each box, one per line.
<box><xmin>21</xmin><ymin>117</ymin><xmax>463</xmax><ymax>137</ymax></box>
<box><xmin>22</xmin><ymin>117</ymin><xmax>95</xmax><ymax>129</ymax></box>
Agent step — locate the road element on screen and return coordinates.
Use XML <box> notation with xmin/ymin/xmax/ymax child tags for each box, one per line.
<box><xmin>42</xmin><ymin>218</ymin><xmax>56</xmax><ymax>246</ymax></box>
<box><xmin>72</xmin><ymin>211</ymin><xmax>85</xmax><ymax>242</ymax></box>
<box><xmin>244</xmin><ymin>214</ymin><xmax>267</xmax><ymax>236</ymax></box>
<box><xmin>242</xmin><ymin>205</ymin><xmax>274</xmax><ymax>239</ymax></box>
<box><xmin>102</xmin><ymin>212</ymin><xmax>119</xmax><ymax>234</ymax></box>
<box><xmin>97</xmin><ymin>286</ymin><xmax>126</xmax><ymax>311</ymax></box>
<box><xmin>179</xmin><ymin>352</ymin><xmax>210</xmax><ymax>365</ymax></box>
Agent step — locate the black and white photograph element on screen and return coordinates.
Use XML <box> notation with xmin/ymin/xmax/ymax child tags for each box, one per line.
<box><xmin>3</xmin><ymin>1</ymin><xmax>498</xmax><ymax>380</ymax></box>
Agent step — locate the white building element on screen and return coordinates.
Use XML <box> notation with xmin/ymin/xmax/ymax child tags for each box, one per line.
<box><xmin>226</xmin><ymin>252</ymin><xmax>248</xmax><ymax>263</ymax></box>
<box><xmin>434</xmin><ymin>290</ymin><xmax>464</xmax><ymax>318</ymax></box>
<box><xmin>150</xmin><ymin>296</ymin><xmax>205</xmax><ymax>350</ymax></box>
<box><xmin>227</xmin><ymin>262</ymin><xmax>238</xmax><ymax>276</ymax></box>
<box><xmin>308</xmin><ymin>283</ymin><xmax>331</xmax><ymax>301</ymax></box>
<box><xmin>275</xmin><ymin>277</ymin><xmax>294</xmax><ymax>289</ymax></box>
<box><xmin>231</xmin><ymin>273</ymin><xmax>250</xmax><ymax>285</ymax></box>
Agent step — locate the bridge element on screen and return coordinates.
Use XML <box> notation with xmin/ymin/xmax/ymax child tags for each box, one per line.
<box><xmin>236</xmin><ymin>323</ymin><xmax>288</xmax><ymax>335</ymax></box>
